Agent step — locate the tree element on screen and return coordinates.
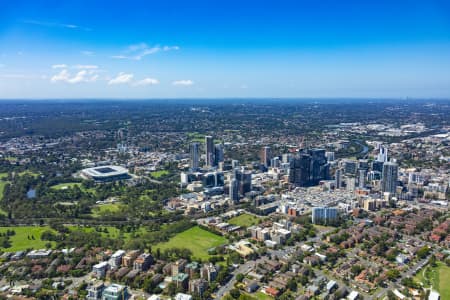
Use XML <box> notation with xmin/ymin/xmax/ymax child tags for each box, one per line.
<box><xmin>387</xmin><ymin>290</ymin><xmax>396</xmax><ymax>300</ymax></box>
<box><xmin>287</xmin><ymin>279</ymin><xmax>297</xmax><ymax>291</ymax></box>
<box><xmin>386</xmin><ymin>269</ymin><xmax>400</xmax><ymax>281</ymax></box>
<box><xmin>236</xmin><ymin>273</ymin><xmax>244</xmax><ymax>283</ymax></box>
<box><xmin>417</xmin><ymin>246</ymin><xmax>430</xmax><ymax>259</ymax></box>
<box><xmin>229</xmin><ymin>288</ymin><xmax>240</xmax><ymax>299</ymax></box>
<box><xmin>167</xmin><ymin>282</ymin><xmax>177</xmax><ymax>296</ymax></box>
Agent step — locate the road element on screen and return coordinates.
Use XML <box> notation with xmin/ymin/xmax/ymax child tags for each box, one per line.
<box><xmin>372</xmin><ymin>250</ymin><xmax>437</xmax><ymax>300</ymax></box>
<box><xmin>215</xmin><ymin>260</ymin><xmax>260</xmax><ymax>299</ymax></box>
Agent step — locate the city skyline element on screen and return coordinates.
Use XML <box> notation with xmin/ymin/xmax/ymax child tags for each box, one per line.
<box><xmin>1</xmin><ymin>0</ymin><xmax>450</xmax><ymax>99</ymax></box>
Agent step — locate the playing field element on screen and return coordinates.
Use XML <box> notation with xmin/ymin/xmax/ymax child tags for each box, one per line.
<box><xmin>228</xmin><ymin>213</ymin><xmax>260</xmax><ymax>227</ymax></box>
<box><xmin>67</xmin><ymin>225</ymin><xmax>122</xmax><ymax>238</ymax></box>
<box><xmin>91</xmin><ymin>203</ymin><xmax>123</xmax><ymax>217</ymax></box>
<box><xmin>436</xmin><ymin>262</ymin><xmax>450</xmax><ymax>299</ymax></box>
<box><xmin>414</xmin><ymin>262</ymin><xmax>450</xmax><ymax>299</ymax></box>
<box><xmin>0</xmin><ymin>226</ymin><xmax>56</xmax><ymax>251</ymax></box>
<box><xmin>155</xmin><ymin>226</ymin><xmax>227</xmax><ymax>260</ymax></box>
<box><xmin>150</xmin><ymin>170</ymin><xmax>169</xmax><ymax>178</ymax></box>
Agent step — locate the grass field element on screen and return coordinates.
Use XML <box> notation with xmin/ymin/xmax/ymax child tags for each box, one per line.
<box><xmin>67</xmin><ymin>225</ymin><xmax>123</xmax><ymax>239</ymax></box>
<box><xmin>253</xmin><ymin>292</ymin><xmax>274</xmax><ymax>300</ymax></box>
<box><xmin>0</xmin><ymin>181</ymin><xmax>6</xmax><ymax>201</ymax></box>
<box><xmin>150</xmin><ymin>170</ymin><xmax>169</xmax><ymax>179</ymax></box>
<box><xmin>187</xmin><ymin>132</ymin><xmax>221</xmax><ymax>144</ymax></box>
<box><xmin>437</xmin><ymin>262</ymin><xmax>450</xmax><ymax>299</ymax></box>
<box><xmin>228</xmin><ymin>214</ymin><xmax>261</xmax><ymax>227</ymax></box>
<box><xmin>414</xmin><ymin>262</ymin><xmax>450</xmax><ymax>299</ymax></box>
<box><xmin>0</xmin><ymin>226</ymin><xmax>56</xmax><ymax>251</ymax></box>
<box><xmin>0</xmin><ymin>173</ymin><xmax>9</xmax><ymax>201</ymax></box>
<box><xmin>91</xmin><ymin>203</ymin><xmax>123</xmax><ymax>217</ymax></box>
<box><xmin>18</xmin><ymin>170</ymin><xmax>39</xmax><ymax>178</ymax></box>
<box><xmin>50</xmin><ymin>182</ymin><xmax>83</xmax><ymax>190</ymax></box>
<box><xmin>155</xmin><ymin>226</ymin><xmax>227</xmax><ymax>260</ymax></box>
<box><xmin>50</xmin><ymin>182</ymin><xmax>95</xmax><ymax>194</ymax></box>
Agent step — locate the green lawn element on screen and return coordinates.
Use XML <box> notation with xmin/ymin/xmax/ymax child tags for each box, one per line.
<box><xmin>436</xmin><ymin>262</ymin><xmax>450</xmax><ymax>299</ymax></box>
<box><xmin>18</xmin><ymin>170</ymin><xmax>39</xmax><ymax>178</ymax></box>
<box><xmin>0</xmin><ymin>226</ymin><xmax>56</xmax><ymax>251</ymax></box>
<box><xmin>0</xmin><ymin>181</ymin><xmax>6</xmax><ymax>201</ymax></box>
<box><xmin>150</xmin><ymin>170</ymin><xmax>169</xmax><ymax>179</ymax></box>
<box><xmin>67</xmin><ymin>225</ymin><xmax>147</xmax><ymax>240</ymax></box>
<box><xmin>51</xmin><ymin>182</ymin><xmax>83</xmax><ymax>190</ymax></box>
<box><xmin>238</xmin><ymin>292</ymin><xmax>273</xmax><ymax>300</ymax></box>
<box><xmin>253</xmin><ymin>292</ymin><xmax>274</xmax><ymax>300</ymax></box>
<box><xmin>155</xmin><ymin>226</ymin><xmax>227</xmax><ymax>260</ymax></box>
<box><xmin>414</xmin><ymin>262</ymin><xmax>450</xmax><ymax>299</ymax></box>
<box><xmin>91</xmin><ymin>203</ymin><xmax>123</xmax><ymax>217</ymax></box>
<box><xmin>228</xmin><ymin>214</ymin><xmax>261</xmax><ymax>228</ymax></box>
<box><xmin>0</xmin><ymin>173</ymin><xmax>9</xmax><ymax>201</ymax></box>
<box><xmin>67</xmin><ymin>225</ymin><xmax>123</xmax><ymax>239</ymax></box>
<box><xmin>50</xmin><ymin>182</ymin><xmax>95</xmax><ymax>194</ymax></box>
<box><xmin>187</xmin><ymin>133</ymin><xmax>221</xmax><ymax>144</ymax></box>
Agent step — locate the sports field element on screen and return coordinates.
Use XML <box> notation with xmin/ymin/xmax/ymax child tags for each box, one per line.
<box><xmin>155</xmin><ymin>226</ymin><xmax>227</xmax><ymax>260</ymax></box>
<box><xmin>228</xmin><ymin>213</ymin><xmax>260</xmax><ymax>227</ymax></box>
<box><xmin>435</xmin><ymin>262</ymin><xmax>450</xmax><ymax>299</ymax></box>
<box><xmin>0</xmin><ymin>226</ymin><xmax>56</xmax><ymax>251</ymax></box>
<box><xmin>414</xmin><ymin>262</ymin><xmax>450</xmax><ymax>299</ymax></box>
<box><xmin>150</xmin><ymin>170</ymin><xmax>169</xmax><ymax>178</ymax></box>
<box><xmin>90</xmin><ymin>203</ymin><xmax>123</xmax><ymax>217</ymax></box>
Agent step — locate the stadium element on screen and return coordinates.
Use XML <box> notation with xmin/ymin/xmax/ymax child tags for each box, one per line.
<box><xmin>80</xmin><ymin>165</ymin><xmax>131</xmax><ymax>182</ymax></box>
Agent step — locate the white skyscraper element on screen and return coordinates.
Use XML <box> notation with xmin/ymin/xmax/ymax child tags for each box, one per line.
<box><xmin>377</xmin><ymin>145</ymin><xmax>388</xmax><ymax>162</ymax></box>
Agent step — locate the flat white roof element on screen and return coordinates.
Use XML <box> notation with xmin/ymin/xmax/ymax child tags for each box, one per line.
<box><xmin>93</xmin><ymin>261</ymin><xmax>109</xmax><ymax>269</ymax></box>
<box><xmin>429</xmin><ymin>291</ymin><xmax>440</xmax><ymax>300</ymax></box>
<box><xmin>82</xmin><ymin>165</ymin><xmax>128</xmax><ymax>178</ymax></box>
<box><xmin>348</xmin><ymin>291</ymin><xmax>359</xmax><ymax>300</ymax></box>
<box><xmin>105</xmin><ymin>283</ymin><xmax>125</xmax><ymax>293</ymax></box>
<box><xmin>111</xmin><ymin>250</ymin><xmax>126</xmax><ymax>258</ymax></box>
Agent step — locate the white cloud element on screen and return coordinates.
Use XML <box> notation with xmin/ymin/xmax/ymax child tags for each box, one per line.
<box><xmin>73</xmin><ymin>64</ymin><xmax>98</xmax><ymax>69</ymax></box>
<box><xmin>133</xmin><ymin>78</ymin><xmax>160</xmax><ymax>86</ymax></box>
<box><xmin>81</xmin><ymin>50</ymin><xmax>95</xmax><ymax>56</ymax></box>
<box><xmin>128</xmin><ymin>43</ymin><xmax>148</xmax><ymax>52</ymax></box>
<box><xmin>163</xmin><ymin>46</ymin><xmax>180</xmax><ymax>51</ymax></box>
<box><xmin>67</xmin><ymin>70</ymin><xmax>88</xmax><ymax>83</ymax></box>
<box><xmin>111</xmin><ymin>55</ymin><xmax>128</xmax><ymax>59</ymax></box>
<box><xmin>51</xmin><ymin>69</ymin><xmax>70</xmax><ymax>82</ymax></box>
<box><xmin>112</xmin><ymin>43</ymin><xmax>179</xmax><ymax>60</ymax></box>
<box><xmin>172</xmin><ymin>79</ymin><xmax>194</xmax><ymax>86</ymax></box>
<box><xmin>51</xmin><ymin>69</ymin><xmax>98</xmax><ymax>84</ymax></box>
<box><xmin>52</xmin><ymin>64</ymin><xmax>68</xmax><ymax>69</ymax></box>
<box><xmin>108</xmin><ymin>72</ymin><xmax>134</xmax><ymax>85</ymax></box>
<box><xmin>23</xmin><ymin>20</ymin><xmax>92</xmax><ymax>31</ymax></box>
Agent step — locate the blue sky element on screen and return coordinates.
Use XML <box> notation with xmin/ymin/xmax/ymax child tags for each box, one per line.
<box><xmin>1</xmin><ymin>0</ymin><xmax>450</xmax><ymax>98</ymax></box>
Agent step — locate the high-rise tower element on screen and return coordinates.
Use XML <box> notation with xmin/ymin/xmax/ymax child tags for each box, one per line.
<box><xmin>382</xmin><ymin>162</ymin><xmax>398</xmax><ymax>194</ymax></box>
<box><xmin>205</xmin><ymin>135</ymin><xmax>214</xmax><ymax>167</ymax></box>
<box><xmin>189</xmin><ymin>142</ymin><xmax>200</xmax><ymax>170</ymax></box>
